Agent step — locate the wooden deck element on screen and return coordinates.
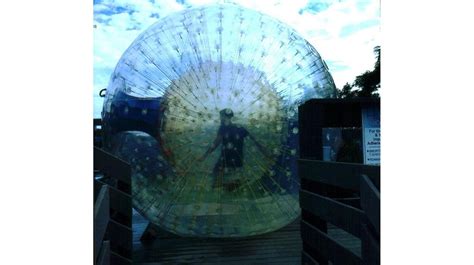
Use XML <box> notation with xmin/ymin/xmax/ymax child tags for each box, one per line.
<box><xmin>132</xmin><ymin>209</ymin><xmax>302</xmax><ymax>264</ymax></box>
<box><xmin>132</xmin><ymin>209</ymin><xmax>360</xmax><ymax>264</ymax></box>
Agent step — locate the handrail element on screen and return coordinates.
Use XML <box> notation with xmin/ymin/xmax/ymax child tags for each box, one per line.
<box><xmin>299</xmin><ymin>159</ymin><xmax>380</xmax><ymax>191</ymax></box>
<box><xmin>298</xmin><ymin>159</ymin><xmax>380</xmax><ymax>265</ymax></box>
<box><xmin>94</xmin><ymin>146</ymin><xmax>132</xmax><ymax>264</ymax></box>
<box><xmin>94</xmin><ymin>185</ymin><xmax>109</xmax><ymax>262</ymax></box>
<box><xmin>301</xmin><ymin>220</ymin><xmax>362</xmax><ymax>265</ymax></box>
<box><xmin>300</xmin><ymin>189</ymin><xmax>363</xmax><ymax>238</ymax></box>
<box><xmin>360</xmin><ymin>174</ymin><xmax>380</xmax><ymax>235</ymax></box>
<box><xmin>94</xmin><ymin>147</ymin><xmax>131</xmax><ymax>186</ymax></box>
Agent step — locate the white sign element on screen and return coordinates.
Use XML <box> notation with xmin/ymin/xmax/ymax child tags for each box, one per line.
<box><xmin>364</xmin><ymin>128</ymin><xmax>380</xmax><ymax>165</ymax></box>
<box><xmin>362</xmin><ymin>106</ymin><xmax>380</xmax><ymax>165</ymax></box>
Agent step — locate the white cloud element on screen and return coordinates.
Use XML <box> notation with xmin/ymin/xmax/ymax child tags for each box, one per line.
<box><xmin>181</xmin><ymin>0</ymin><xmax>380</xmax><ymax>89</ymax></box>
<box><xmin>184</xmin><ymin>0</ymin><xmax>220</xmax><ymax>5</ymax></box>
<box><xmin>290</xmin><ymin>0</ymin><xmax>380</xmax><ymax>88</ymax></box>
<box><xmin>310</xmin><ymin>23</ymin><xmax>380</xmax><ymax>88</ymax></box>
<box><xmin>93</xmin><ymin>0</ymin><xmax>186</xmax><ymax>116</ymax></box>
<box><xmin>93</xmin><ymin>0</ymin><xmax>380</xmax><ymax>116</ymax></box>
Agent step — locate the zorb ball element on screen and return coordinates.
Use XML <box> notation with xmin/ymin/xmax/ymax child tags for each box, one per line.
<box><xmin>102</xmin><ymin>4</ymin><xmax>336</xmax><ymax>237</ymax></box>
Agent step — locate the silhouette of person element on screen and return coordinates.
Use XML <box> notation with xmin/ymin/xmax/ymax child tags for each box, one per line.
<box><xmin>198</xmin><ymin>108</ymin><xmax>270</xmax><ymax>191</ymax></box>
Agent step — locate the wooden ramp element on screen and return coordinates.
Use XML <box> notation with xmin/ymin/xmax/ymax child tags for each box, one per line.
<box><xmin>132</xmin><ymin>210</ymin><xmax>361</xmax><ymax>264</ymax></box>
<box><xmin>132</xmin><ymin>210</ymin><xmax>302</xmax><ymax>265</ymax></box>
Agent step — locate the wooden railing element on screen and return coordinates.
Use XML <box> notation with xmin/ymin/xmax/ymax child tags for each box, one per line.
<box><xmin>94</xmin><ymin>184</ymin><xmax>110</xmax><ymax>264</ymax></box>
<box><xmin>299</xmin><ymin>159</ymin><xmax>380</xmax><ymax>265</ymax></box>
<box><xmin>360</xmin><ymin>174</ymin><xmax>380</xmax><ymax>265</ymax></box>
<box><xmin>94</xmin><ymin>146</ymin><xmax>132</xmax><ymax>265</ymax></box>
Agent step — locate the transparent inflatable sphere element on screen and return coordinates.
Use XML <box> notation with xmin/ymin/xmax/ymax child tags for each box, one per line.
<box><xmin>102</xmin><ymin>4</ymin><xmax>336</xmax><ymax>237</ymax></box>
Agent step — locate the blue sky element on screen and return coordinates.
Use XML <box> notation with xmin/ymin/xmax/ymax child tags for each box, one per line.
<box><xmin>93</xmin><ymin>0</ymin><xmax>380</xmax><ymax>117</ymax></box>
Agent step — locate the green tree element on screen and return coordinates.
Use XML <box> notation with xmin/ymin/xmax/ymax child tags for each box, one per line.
<box><xmin>337</xmin><ymin>46</ymin><xmax>380</xmax><ymax>98</ymax></box>
<box><xmin>337</xmin><ymin>82</ymin><xmax>355</xmax><ymax>99</ymax></box>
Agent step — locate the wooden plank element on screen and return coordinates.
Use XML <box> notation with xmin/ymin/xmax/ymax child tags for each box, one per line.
<box><xmin>335</xmin><ymin>197</ymin><xmax>360</xmax><ymax>208</ymax></box>
<box><xmin>299</xmin><ymin>159</ymin><xmax>362</xmax><ymax>191</ymax></box>
<box><xmin>107</xmin><ymin>186</ymin><xmax>132</xmax><ymax>227</ymax></box>
<box><xmin>96</xmin><ymin>240</ymin><xmax>110</xmax><ymax>265</ymax></box>
<box><xmin>94</xmin><ymin>179</ymin><xmax>104</xmax><ymax>202</ymax></box>
<box><xmin>301</xmin><ymin>209</ymin><xmax>329</xmax><ymax>265</ymax></box>
<box><xmin>361</xmin><ymin>222</ymin><xmax>380</xmax><ymax>265</ymax></box>
<box><xmin>94</xmin><ymin>179</ymin><xmax>132</xmax><ymax>227</ymax></box>
<box><xmin>301</xmin><ymin>250</ymin><xmax>318</xmax><ymax>265</ymax></box>
<box><xmin>133</xmin><ymin>210</ymin><xmax>302</xmax><ymax>264</ymax></box>
<box><xmin>135</xmin><ymin>241</ymin><xmax>301</xmax><ymax>264</ymax></box>
<box><xmin>327</xmin><ymin>225</ymin><xmax>361</xmax><ymax>257</ymax></box>
<box><xmin>300</xmin><ymin>190</ymin><xmax>363</xmax><ymax>238</ymax></box>
<box><xmin>107</xmin><ymin>219</ymin><xmax>133</xmax><ymax>259</ymax></box>
<box><xmin>94</xmin><ymin>147</ymin><xmax>131</xmax><ymax>186</ymax></box>
<box><xmin>303</xmin><ymin>242</ymin><xmax>327</xmax><ymax>265</ymax></box>
<box><xmin>110</xmin><ymin>251</ymin><xmax>132</xmax><ymax>265</ymax></box>
<box><xmin>299</xmin><ymin>159</ymin><xmax>379</xmax><ymax>192</ymax></box>
<box><xmin>301</xmin><ymin>220</ymin><xmax>362</xmax><ymax>265</ymax></box>
<box><xmin>94</xmin><ymin>185</ymin><xmax>109</xmax><ymax>261</ymax></box>
<box><xmin>360</xmin><ymin>175</ymin><xmax>380</xmax><ymax>234</ymax></box>
<box><xmin>363</xmin><ymin>166</ymin><xmax>380</xmax><ymax>190</ymax></box>
<box><xmin>142</xmin><ymin>247</ymin><xmax>301</xmax><ymax>264</ymax></box>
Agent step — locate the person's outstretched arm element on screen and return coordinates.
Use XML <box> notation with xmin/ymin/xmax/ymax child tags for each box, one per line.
<box><xmin>198</xmin><ymin>133</ymin><xmax>222</xmax><ymax>161</ymax></box>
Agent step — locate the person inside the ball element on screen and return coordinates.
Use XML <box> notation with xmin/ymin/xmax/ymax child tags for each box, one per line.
<box><xmin>198</xmin><ymin>108</ymin><xmax>270</xmax><ymax>191</ymax></box>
